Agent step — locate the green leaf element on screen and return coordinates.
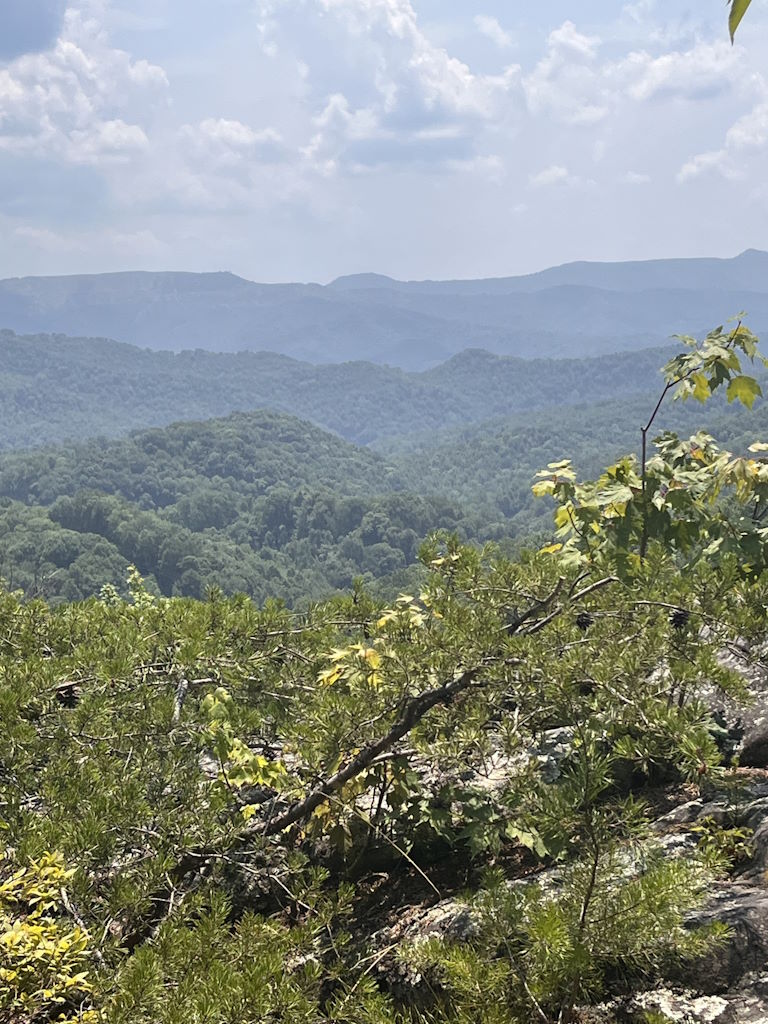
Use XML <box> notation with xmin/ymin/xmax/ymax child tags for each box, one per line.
<box><xmin>507</xmin><ymin>824</ymin><xmax>548</xmax><ymax>859</ymax></box>
<box><xmin>595</xmin><ymin>483</ymin><xmax>634</xmax><ymax>507</ymax></box>
<box><xmin>729</xmin><ymin>0</ymin><xmax>753</xmax><ymax>41</ymax></box>
<box><xmin>727</xmin><ymin>375</ymin><xmax>762</xmax><ymax>409</ymax></box>
<box><xmin>691</xmin><ymin>373</ymin><xmax>711</xmax><ymax>403</ymax></box>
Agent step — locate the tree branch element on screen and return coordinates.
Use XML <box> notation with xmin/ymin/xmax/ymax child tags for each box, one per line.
<box><xmin>262</xmin><ymin>667</ymin><xmax>481</xmax><ymax>836</ymax></box>
<box><xmin>504</xmin><ymin>577</ymin><xmax>565</xmax><ymax>634</ymax></box>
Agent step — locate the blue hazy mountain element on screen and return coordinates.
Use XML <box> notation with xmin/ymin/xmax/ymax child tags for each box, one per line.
<box><xmin>0</xmin><ymin>250</ymin><xmax>765</xmax><ymax>370</ymax></box>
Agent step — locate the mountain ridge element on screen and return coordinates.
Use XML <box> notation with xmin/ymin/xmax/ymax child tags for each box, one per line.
<box><xmin>2</xmin><ymin>250</ymin><xmax>766</xmax><ymax>369</ymax></box>
<box><xmin>0</xmin><ymin>328</ymin><xmax>677</xmax><ymax>450</ymax></box>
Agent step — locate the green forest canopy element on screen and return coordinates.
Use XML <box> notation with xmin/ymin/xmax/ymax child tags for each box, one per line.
<box><xmin>3</xmin><ymin>339</ymin><xmax>768</xmax><ymax>606</ymax></box>
<box><xmin>0</xmin><ymin>328</ymin><xmax>677</xmax><ymax>448</ymax></box>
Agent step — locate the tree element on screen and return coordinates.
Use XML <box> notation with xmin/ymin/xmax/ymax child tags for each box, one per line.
<box><xmin>534</xmin><ymin>321</ymin><xmax>768</xmax><ymax>574</ymax></box>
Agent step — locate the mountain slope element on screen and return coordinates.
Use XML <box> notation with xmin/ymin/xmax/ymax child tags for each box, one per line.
<box><xmin>329</xmin><ymin>248</ymin><xmax>768</xmax><ymax>295</ymax></box>
<box><xmin>4</xmin><ymin>383</ymin><xmax>768</xmax><ymax>606</ymax></box>
<box><xmin>1</xmin><ymin>250</ymin><xmax>766</xmax><ymax>368</ymax></box>
<box><xmin>0</xmin><ymin>329</ymin><xmax>678</xmax><ymax>449</ymax></box>
<box><xmin>0</xmin><ymin>409</ymin><xmax>483</xmax><ymax>605</ymax></box>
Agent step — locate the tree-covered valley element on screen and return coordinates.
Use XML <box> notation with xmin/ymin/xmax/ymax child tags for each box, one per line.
<box><xmin>2</xmin><ymin>324</ymin><xmax>768</xmax><ymax>606</ymax></box>
<box><xmin>0</xmin><ymin>410</ymin><xmax>485</xmax><ymax>603</ymax></box>
<box><xmin>0</xmin><ymin>328</ymin><xmax>679</xmax><ymax>449</ymax></box>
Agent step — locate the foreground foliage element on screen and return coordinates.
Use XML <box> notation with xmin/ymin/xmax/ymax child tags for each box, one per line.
<box><xmin>3</xmin><ymin>323</ymin><xmax>768</xmax><ymax>1021</ymax></box>
<box><xmin>0</xmin><ymin>544</ymin><xmax>761</xmax><ymax>1022</ymax></box>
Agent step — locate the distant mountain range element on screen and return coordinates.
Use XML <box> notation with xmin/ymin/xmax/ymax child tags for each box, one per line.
<box><xmin>1</xmin><ymin>250</ymin><xmax>766</xmax><ymax>369</ymax></box>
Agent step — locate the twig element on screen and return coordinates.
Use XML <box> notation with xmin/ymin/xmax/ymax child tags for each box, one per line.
<box><xmin>504</xmin><ymin>577</ymin><xmax>565</xmax><ymax>634</ymax></box>
<box><xmin>171</xmin><ymin>677</ymin><xmax>189</xmax><ymax>729</ymax></box>
<box><xmin>60</xmin><ymin>888</ymin><xmax>104</xmax><ymax>964</ymax></box>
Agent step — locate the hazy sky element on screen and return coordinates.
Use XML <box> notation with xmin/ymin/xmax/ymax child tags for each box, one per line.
<box><xmin>1</xmin><ymin>0</ymin><xmax>767</xmax><ymax>281</ymax></box>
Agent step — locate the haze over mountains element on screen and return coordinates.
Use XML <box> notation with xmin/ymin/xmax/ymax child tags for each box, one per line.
<box><xmin>1</xmin><ymin>249</ymin><xmax>766</xmax><ymax>370</ymax></box>
<box><xmin>2</xmin><ymin>247</ymin><xmax>767</xmax><ymax>604</ymax></box>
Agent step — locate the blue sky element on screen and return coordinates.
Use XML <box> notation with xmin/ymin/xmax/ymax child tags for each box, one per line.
<box><xmin>0</xmin><ymin>0</ymin><xmax>767</xmax><ymax>281</ymax></box>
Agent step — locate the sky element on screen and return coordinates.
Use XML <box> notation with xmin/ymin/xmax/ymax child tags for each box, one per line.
<box><xmin>1</xmin><ymin>0</ymin><xmax>768</xmax><ymax>282</ymax></box>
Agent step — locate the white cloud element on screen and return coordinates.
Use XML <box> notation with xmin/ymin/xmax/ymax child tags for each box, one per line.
<box><xmin>254</xmin><ymin>0</ymin><xmax>523</xmax><ymax>174</ymax></box>
<box><xmin>474</xmin><ymin>15</ymin><xmax>513</xmax><ymax>50</ymax></box>
<box><xmin>529</xmin><ymin>164</ymin><xmax>596</xmax><ymax>189</ymax></box>
<box><xmin>13</xmin><ymin>222</ymin><xmax>169</xmax><ymax>259</ymax></box>
<box><xmin>622</xmin><ymin>170</ymin><xmax>650</xmax><ymax>184</ymax></box>
<box><xmin>676</xmin><ymin>97</ymin><xmax>768</xmax><ymax>182</ymax></box>
<box><xmin>523</xmin><ymin>29</ymin><xmax>755</xmax><ymax>131</ymax></box>
<box><xmin>726</xmin><ymin>101</ymin><xmax>768</xmax><ymax>149</ymax></box>
<box><xmin>0</xmin><ymin>1</ymin><xmax>167</xmax><ymax>164</ymax></box>
<box><xmin>616</xmin><ymin>40</ymin><xmax>745</xmax><ymax>103</ymax></box>
<box><xmin>313</xmin><ymin>0</ymin><xmax>497</xmax><ymax>117</ymax></box>
<box><xmin>529</xmin><ymin>164</ymin><xmax>570</xmax><ymax>187</ymax></box>
<box><xmin>69</xmin><ymin>119</ymin><xmax>149</xmax><ymax>164</ymax></box>
<box><xmin>622</xmin><ymin>1</ymin><xmax>655</xmax><ymax>23</ymax></box>
<box><xmin>180</xmin><ymin>118</ymin><xmax>286</xmax><ymax>165</ymax></box>
<box><xmin>524</xmin><ymin>21</ymin><xmax>608</xmax><ymax>125</ymax></box>
<box><xmin>163</xmin><ymin>118</ymin><xmax>298</xmax><ymax>209</ymax></box>
<box><xmin>4</xmin><ymin>1</ymin><xmax>768</xmax><ymax>281</ymax></box>
<box><xmin>677</xmin><ymin>150</ymin><xmax>733</xmax><ymax>182</ymax></box>
<box><xmin>13</xmin><ymin>225</ymin><xmax>69</xmax><ymax>252</ymax></box>
<box><xmin>198</xmin><ymin>119</ymin><xmax>282</xmax><ymax>149</ymax></box>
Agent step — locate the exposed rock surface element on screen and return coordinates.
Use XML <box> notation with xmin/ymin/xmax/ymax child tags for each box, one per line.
<box><xmin>712</xmin><ymin>644</ymin><xmax>768</xmax><ymax>768</ymax></box>
<box><xmin>372</xmin><ymin>646</ymin><xmax>768</xmax><ymax>1020</ymax></box>
<box><xmin>609</xmin><ymin>645</ymin><xmax>768</xmax><ymax>1017</ymax></box>
<box><xmin>370</xmin><ymin>777</ymin><xmax>768</xmax><ymax>1019</ymax></box>
<box><xmin>589</xmin><ymin>977</ymin><xmax>768</xmax><ymax>1023</ymax></box>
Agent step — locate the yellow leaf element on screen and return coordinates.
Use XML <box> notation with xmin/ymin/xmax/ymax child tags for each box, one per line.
<box><xmin>554</xmin><ymin>505</ymin><xmax>572</xmax><ymax>529</ymax></box>
<box><xmin>532</xmin><ymin>480</ymin><xmax>556</xmax><ymax>497</ymax></box>
<box><xmin>376</xmin><ymin>609</ymin><xmax>398</xmax><ymax>628</ymax></box>
<box><xmin>691</xmin><ymin>373</ymin><xmax>710</xmax><ymax>403</ymax></box>
<box><xmin>318</xmin><ymin>665</ymin><xmax>343</xmax><ymax>687</ymax></box>
<box><xmin>539</xmin><ymin>543</ymin><xmax>563</xmax><ymax>555</ymax></box>
<box><xmin>362</xmin><ymin>648</ymin><xmax>381</xmax><ymax>669</ymax></box>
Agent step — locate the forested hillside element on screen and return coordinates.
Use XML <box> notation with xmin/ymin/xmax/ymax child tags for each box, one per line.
<box><xmin>2</xmin><ymin>359</ymin><xmax>768</xmax><ymax>606</ymax></box>
<box><xmin>0</xmin><ymin>411</ymin><xmax>496</xmax><ymax>603</ymax></box>
<box><xmin>1</xmin><ymin>250</ymin><xmax>767</xmax><ymax>367</ymax></box>
<box><xmin>380</xmin><ymin>388</ymin><xmax>768</xmax><ymax>528</ymax></box>
<box><xmin>0</xmin><ymin>328</ymin><xmax>678</xmax><ymax>448</ymax></box>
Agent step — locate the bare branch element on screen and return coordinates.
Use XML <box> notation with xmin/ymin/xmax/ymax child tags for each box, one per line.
<box><xmin>261</xmin><ymin>667</ymin><xmax>480</xmax><ymax>836</ymax></box>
